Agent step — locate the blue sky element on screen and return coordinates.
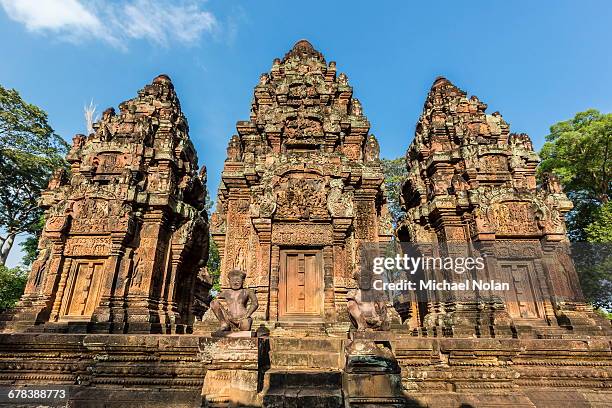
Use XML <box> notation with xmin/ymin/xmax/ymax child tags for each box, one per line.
<box><xmin>2</xmin><ymin>1</ymin><xmax>612</xmax><ymax>267</ymax></box>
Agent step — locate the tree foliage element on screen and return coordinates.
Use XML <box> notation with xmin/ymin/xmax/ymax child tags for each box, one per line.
<box><xmin>204</xmin><ymin>191</ymin><xmax>221</xmax><ymax>293</ymax></box>
<box><xmin>207</xmin><ymin>239</ymin><xmax>221</xmax><ymax>293</ymax></box>
<box><xmin>0</xmin><ymin>265</ymin><xmax>27</xmax><ymax>312</ymax></box>
<box><xmin>539</xmin><ymin>109</ymin><xmax>611</xmax><ymax>241</ymax></box>
<box><xmin>582</xmin><ymin>202</ymin><xmax>612</xmax><ymax>310</ymax></box>
<box><xmin>0</xmin><ymin>84</ymin><xmax>68</xmax><ymax>265</ymax></box>
<box><xmin>585</xmin><ymin>202</ymin><xmax>612</xmax><ymax>243</ymax></box>
<box><xmin>380</xmin><ymin>157</ymin><xmax>407</xmax><ymax>226</ymax></box>
<box><xmin>539</xmin><ymin>109</ymin><xmax>612</xmax><ymax>309</ymax></box>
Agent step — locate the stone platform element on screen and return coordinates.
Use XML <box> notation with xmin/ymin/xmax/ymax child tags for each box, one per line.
<box><xmin>0</xmin><ymin>332</ymin><xmax>610</xmax><ymax>407</ymax></box>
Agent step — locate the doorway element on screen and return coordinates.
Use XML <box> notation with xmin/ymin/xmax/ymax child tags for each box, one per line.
<box><xmin>278</xmin><ymin>249</ymin><xmax>324</xmax><ymax>320</ymax></box>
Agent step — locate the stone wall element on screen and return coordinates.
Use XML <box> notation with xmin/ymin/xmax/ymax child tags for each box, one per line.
<box><xmin>0</xmin><ymin>333</ymin><xmax>610</xmax><ymax>407</ymax></box>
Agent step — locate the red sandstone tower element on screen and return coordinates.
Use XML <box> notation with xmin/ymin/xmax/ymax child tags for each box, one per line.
<box><xmin>207</xmin><ymin>40</ymin><xmax>392</xmax><ymax>330</ymax></box>
<box><xmin>1</xmin><ymin>75</ymin><xmax>209</xmax><ymax>334</ymax></box>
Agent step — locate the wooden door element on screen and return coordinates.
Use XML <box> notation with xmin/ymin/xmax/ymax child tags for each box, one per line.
<box><xmin>279</xmin><ymin>249</ymin><xmax>323</xmax><ymax>320</ymax></box>
<box><xmin>62</xmin><ymin>260</ymin><xmax>104</xmax><ymax>318</ymax></box>
<box><xmin>500</xmin><ymin>262</ymin><xmax>541</xmax><ymax>319</ymax></box>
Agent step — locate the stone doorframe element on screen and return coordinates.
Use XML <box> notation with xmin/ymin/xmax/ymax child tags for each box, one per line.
<box><xmin>269</xmin><ymin>244</ymin><xmax>336</xmax><ymax>323</ymax></box>
<box><xmin>251</xmin><ymin>219</ymin><xmax>352</xmax><ymax>324</ymax></box>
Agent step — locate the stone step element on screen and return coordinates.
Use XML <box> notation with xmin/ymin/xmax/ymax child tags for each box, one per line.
<box><xmin>269</xmin><ymin>350</ymin><xmax>343</xmax><ymax>369</ymax></box>
<box><xmin>269</xmin><ymin>336</ymin><xmax>345</xmax><ymax>369</ymax></box>
<box><xmin>263</xmin><ymin>369</ymin><xmax>344</xmax><ymax>408</ymax></box>
<box><xmin>269</xmin><ymin>336</ymin><xmax>344</xmax><ymax>353</ymax></box>
<box><xmin>267</xmin><ymin>369</ymin><xmax>342</xmax><ymax>388</ymax></box>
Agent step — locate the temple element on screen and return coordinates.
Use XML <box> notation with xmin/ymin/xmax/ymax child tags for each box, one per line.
<box><xmin>0</xmin><ymin>41</ymin><xmax>609</xmax><ymax>407</ymax></box>
<box><xmin>207</xmin><ymin>39</ymin><xmax>392</xmax><ymax>329</ymax></box>
<box><xmin>396</xmin><ymin>76</ymin><xmax>609</xmax><ymax>338</ymax></box>
<box><xmin>0</xmin><ymin>75</ymin><xmax>210</xmax><ymax>334</ymax></box>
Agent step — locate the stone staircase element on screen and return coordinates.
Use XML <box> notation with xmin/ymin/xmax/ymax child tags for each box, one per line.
<box><xmin>263</xmin><ymin>335</ymin><xmax>345</xmax><ymax>407</ymax></box>
<box><xmin>269</xmin><ymin>336</ymin><xmax>344</xmax><ymax>369</ymax></box>
<box><xmin>263</xmin><ymin>369</ymin><xmax>343</xmax><ymax>408</ymax></box>
<box><xmin>513</xmin><ymin>318</ymin><xmax>572</xmax><ymax>339</ymax></box>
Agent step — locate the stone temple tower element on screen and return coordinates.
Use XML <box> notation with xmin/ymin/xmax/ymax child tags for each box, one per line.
<box><xmin>1</xmin><ymin>75</ymin><xmax>209</xmax><ymax>334</ymax></box>
<box><xmin>397</xmin><ymin>77</ymin><xmax>609</xmax><ymax>337</ymax></box>
<box><xmin>209</xmin><ymin>40</ymin><xmax>392</xmax><ymax>329</ymax></box>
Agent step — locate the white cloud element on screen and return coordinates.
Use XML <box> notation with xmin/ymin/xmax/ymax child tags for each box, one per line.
<box><xmin>0</xmin><ymin>0</ymin><xmax>103</xmax><ymax>37</ymax></box>
<box><xmin>118</xmin><ymin>0</ymin><xmax>217</xmax><ymax>46</ymax></box>
<box><xmin>0</xmin><ymin>0</ymin><xmax>218</xmax><ymax>49</ymax></box>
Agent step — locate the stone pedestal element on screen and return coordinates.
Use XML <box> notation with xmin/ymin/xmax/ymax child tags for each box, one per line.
<box><xmin>343</xmin><ymin>339</ymin><xmax>407</xmax><ymax>407</ymax></box>
<box><xmin>200</xmin><ymin>337</ymin><xmax>264</xmax><ymax>407</ymax></box>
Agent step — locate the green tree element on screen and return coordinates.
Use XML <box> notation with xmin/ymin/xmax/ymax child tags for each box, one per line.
<box><xmin>0</xmin><ymin>85</ymin><xmax>68</xmax><ymax>265</ymax></box>
<box><xmin>583</xmin><ymin>202</ymin><xmax>612</xmax><ymax>310</ymax></box>
<box><xmin>207</xmin><ymin>239</ymin><xmax>221</xmax><ymax>293</ymax></box>
<box><xmin>539</xmin><ymin>109</ymin><xmax>611</xmax><ymax>241</ymax></box>
<box><xmin>539</xmin><ymin>109</ymin><xmax>612</xmax><ymax>309</ymax></box>
<box><xmin>380</xmin><ymin>157</ymin><xmax>407</xmax><ymax>226</ymax></box>
<box><xmin>204</xmin><ymin>191</ymin><xmax>221</xmax><ymax>293</ymax></box>
<box><xmin>0</xmin><ymin>265</ymin><xmax>27</xmax><ymax>311</ymax></box>
<box><xmin>585</xmin><ymin>202</ymin><xmax>612</xmax><ymax>243</ymax></box>
<box><xmin>19</xmin><ymin>215</ymin><xmax>45</xmax><ymax>266</ymax></box>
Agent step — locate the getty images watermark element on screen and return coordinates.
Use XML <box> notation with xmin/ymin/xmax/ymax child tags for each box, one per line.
<box><xmin>358</xmin><ymin>242</ymin><xmax>612</xmax><ymax>305</ymax></box>
<box><xmin>359</xmin><ymin>242</ymin><xmax>550</xmax><ymax>303</ymax></box>
<box><xmin>369</xmin><ymin>252</ymin><xmax>508</xmax><ymax>292</ymax></box>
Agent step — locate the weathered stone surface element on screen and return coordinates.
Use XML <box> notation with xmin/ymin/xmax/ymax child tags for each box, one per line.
<box><xmin>0</xmin><ymin>333</ymin><xmax>609</xmax><ymax>407</ymax></box>
<box><xmin>0</xmin><ymin>41</ymin><xmax>610</xmax><ymax>408</ymax></box>
<box><xmin>209</xmin><ymin>39</ymin><xmax>392</xmax><ymax>330</ymax></box>
<box><xmin>0</xmin><ymin>75</ymin><xmax>209</xmax><ymax>334</ymax></box>
<box><xmin>209</xmin><ymin>269</ymin><xmax>259</xmax><ymax>332</ymax></box>
<box><xmin>396</xmin><ymin>77</ymin><xmax>611</xmax><ymax>339</ymax></box>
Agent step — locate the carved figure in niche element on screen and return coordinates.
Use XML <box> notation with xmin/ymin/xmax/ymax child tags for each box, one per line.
<box><xmin>130</xmin><ymin>257</ymin><xmax>144</xmax><ymax>289</ymax></box>
<box><xmin>378</xmin><ymin>205</ymin><xmax>393</xmax><ymax>236</ymax></box>
<box><xmin>30</xmin><ymin>241</ymin><xmax>51</xmax><ymax>288</ymax></box>
<box><xmin>364</xmin><ymin>134</ymin><xmax>380</xmax><ymax>162</ymax></box>
<box><xmin>283</xmin><ymin>115</ymin><xmax>323</xmax><ymax>139</ymax></box>
<box><xmin>338</xmin><ymin>73</ymin><xmax>349</xmax><ymax>86</ymax></box>
<box><xmin>210</xmin><ymin>270</ymin><xmax>259</xmax><ymax>331</ymax></box>
<box><xmin>210</xmin><ymin>212</ymin><xmax>226</xmax><ymax>234</ymax></box>
<box><xmin>250</xmin><ymin>185</ymin><xmax>277</xmax><ymax>218</ymax></box>
<box><xmin>234</xmin><ymin>248</ymin><xmax>246</xmax><ymax>271</ymax></box>
<box><xmin>327</xmin><ymin>178</ymin><xmax>354</xmax><ymax>217</ymax></box>
<box><xmin>542</xmin><ymin>172</ymin><xmax>563</xmax><ymax>194</ymax></box>
<box><xmin>351</xmin><ymin>98</ymin><xmax>363</xmax><ymax>117</ymax></box>
<box><xmin>347</xmin><ymin>270</ymin><xmax>390</xmax><ymax>331</ymax></box>
<box><xmin>136</xmin><ymin>117</ymin><xmax>153</xmax><ymax>145</ymax></box>
<box><xmin>98</xmin><ymin>108</ymin><xmax>115</xmax><ymax>141</ymax></box>
<box><xmin>450</xmin><ymin>174</ymin><xmax>469</xmax><ymax>194</ymax></box>
<box><xmin>259</xmin><ymin>73</ymin><xmax>269</xmax><ymax>85</ymax></box>
<box><xmin>509</xmin><ymin>132</ymin><xmax>534</xmax><ymax>151</ymax></box>
<box><xmin>119</xmin><ymin>168</ymin><xmax>133</xmax><ymax>186</ymax></box>
<box><xmin>71</xmin><ymin>134</ymin><xmax>86</xmax><ymax>150</ymax></box>
<box><xmin>226</xmin><ymin>135</ymin><xmax>242</xmax><ymax>161</ymax></box>
<box><xmin>47</xmin><ymin>168</ymin><xmax>67</xmax><ymax>190</ymax></box>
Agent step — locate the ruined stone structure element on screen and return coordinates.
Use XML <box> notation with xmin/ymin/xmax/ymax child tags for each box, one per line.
<box><xmin>0</xmin><ymin>42</ymin><xmax>610</xmax><ymax>408</ymax></box>
<box><xmin>0</xmin><ymin>75</ymin><xmax>209</xmax><ymax>334</ymax></box>
<box><xmin>207</xmin><ymin>39</ymin><xmax>392</xmax><ymax>330</ymax></box>
<box><xmin>396</xmin><ymin>77</ymin><xmax>610</xmax><ymax>339</ymax></box>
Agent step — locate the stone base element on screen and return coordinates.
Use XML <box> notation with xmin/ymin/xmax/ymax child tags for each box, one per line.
<box><xmin>211</xmin><ymin>330</ymin><xmax>257</xmax><ymax>338</ymax></box>
<box><xmin>262</xmin><ymin>370</ymin><xmax>343</xmax><ymax>408</ymax></box>
<box><xmin>0</xmin><ymin>332</ymin><xmax>610</xmax><ymax>407</ymax></box>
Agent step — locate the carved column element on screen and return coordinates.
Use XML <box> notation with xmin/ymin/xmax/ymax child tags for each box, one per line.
<box><xmin>253</xmin><ymin>218</ymin><xmax>272</xmax><ymax>321</ymax></box>
<box><xmin>269</xmin><ymin>245</ymin><xmax>280</xmax><ymax>321</ymax></box>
